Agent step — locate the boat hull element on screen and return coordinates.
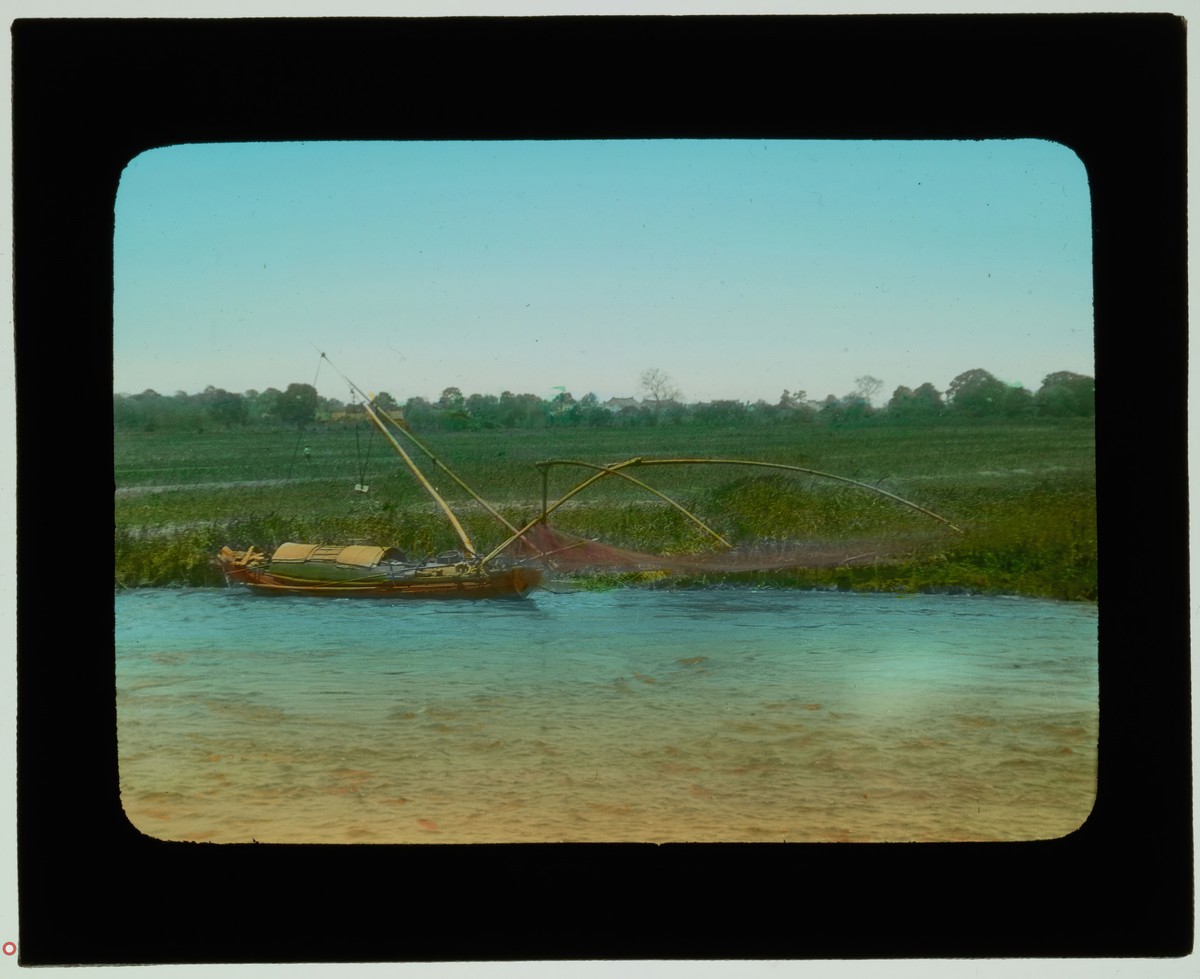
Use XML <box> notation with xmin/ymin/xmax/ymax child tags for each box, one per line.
<box><xmin>218</xmin><ymin>547</ymin><xmax>541</xmax><ymax>599</ymax></box>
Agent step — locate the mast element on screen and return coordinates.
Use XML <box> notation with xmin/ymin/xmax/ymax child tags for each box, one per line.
<box><xmin>359</xmin><ymin>399</ymin><xmax>477</xmax><ymax>558</ymax></box>
<box><xmin>320</xmin><ymin>353</ymin><xmax>545</xmax><ymax>563</ymax></box>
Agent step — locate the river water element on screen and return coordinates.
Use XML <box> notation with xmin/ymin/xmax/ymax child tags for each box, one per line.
<box><xmin>114</xmin><ymin>585</ymin><xmax>1098</xmax><ymax>844</ymax></box>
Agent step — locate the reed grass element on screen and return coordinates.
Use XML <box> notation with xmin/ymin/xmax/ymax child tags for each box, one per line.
<box><xmin>114</xmin><ymin>419</ymin><xmax>1096</xmax><ymax>599</ymax></box>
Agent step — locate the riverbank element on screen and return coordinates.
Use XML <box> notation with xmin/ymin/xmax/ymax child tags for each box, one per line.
<box><xmin>114</xmin><ymin>420</ymin><xmax>1097</xmax><ymax>601</ymax></box>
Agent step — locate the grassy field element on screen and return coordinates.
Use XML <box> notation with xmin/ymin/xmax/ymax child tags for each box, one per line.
<box><xmin>114</xmin><ymin>418</ymin><xmax>1097</xmax><ymax>600</ymax></box>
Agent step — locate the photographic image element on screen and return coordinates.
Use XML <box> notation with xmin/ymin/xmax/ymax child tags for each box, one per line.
<box><xmin>113</xmin><ymin>137</ymin><xmax>1098</xmax><ymax>846</ymax></box>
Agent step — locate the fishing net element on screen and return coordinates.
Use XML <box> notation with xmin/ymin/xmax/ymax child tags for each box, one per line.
<box><xmin>510</xmin><ymin>521</ymin><xmax>932</xmax><ymax>575</ymax></box>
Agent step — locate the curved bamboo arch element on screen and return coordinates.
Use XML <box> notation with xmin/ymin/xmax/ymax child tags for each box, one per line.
<box><xmin>535</xmin><ymin>459</ymin><xmax>732</xmax><ymax>545</ymax></box>
<box><xmin>540</xmin><ymin>456</ymin><xmax>963</xmax><ymax>533</ymax></box>
<box><xmin>479</xmin><ymin>455</ymin><xmax>961</xmax><ymax>568</ymax></box>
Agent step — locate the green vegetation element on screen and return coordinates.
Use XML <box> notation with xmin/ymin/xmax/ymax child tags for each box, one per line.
<box><xmin>115</xmin><ymin>419</ymin><xmax>1097</xmax><ymax>601</ymax></box>
<box><xmin>113</xmin><ymin>368</ymin><xmax>1096</xmax><ymax>434</ymax></box>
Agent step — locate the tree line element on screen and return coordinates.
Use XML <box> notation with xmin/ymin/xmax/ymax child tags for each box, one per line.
<box><xmin>113</xmin><ymin>368</ymin><xmax>1095</xmax><ymax>434</ymax></box>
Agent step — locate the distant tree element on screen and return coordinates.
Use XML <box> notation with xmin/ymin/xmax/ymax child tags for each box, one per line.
<box><xmin>615</xmin><ymin>404</ymin><xmax>648</xmax><ymax>427</ymax></box>
<box><xmin>1035</xmin><ymin>371</ymin><xmax>1096</xmax><ymax>417</ymax></box>
<box><xmin>113</xmin><ymin>393</ymin><xmax>140</xmax><ymax>430</ymax></box>
<box><xmin>887</xmin><ymin>385</ymin><xmax>915</xmax><ymax>412</ymax></box>
<box><xmin>912</xmin><ymin>382</ymin><xmax>943</xmax><ymax>411</ymax></box>
<box><xmin>640</xmin><ymin>369</ymin><xmax>682</xmax><ymax>413</ymax></box>
<box><xmin>750</xmin><ymin>400</ymin><xmax>781</xmax><ymax>424</ymax></box>
<box><xmin>816</xmin><ymin>392</ymin><xmax>872</xmax><ymax>424</ymax></box>
<box><xmin>373</xmin><ymin>391</ymin><xmax>399</xmax><ymax>411</ymax></box>
<box><xmin>275</xmin><ymin>383</ymin><xmax>319</xmax><ymax>427</ymax></box>
<box><xmin>1001</xmin><ymin>384</ymin><xmax>1035</xmax><ymax>417</ymax></box>
<box><xmin>887</xmin><ymin>382</ymin><xmax>944</xmax><ymax>420</ymax></box>
<box><xmin>662</xmin><ymin>401</ymin><xmax>690</xmax><ymax>426</ymax></box>
<box><xmin>946</xmin><ymin>369</ymin><xmax>1009</xmax><ymax>416</ymax></box>
<box><xmin>464</xmin><ymin>393</ymin><xmax>501</xmax><ymax>428</ymax></box>
<box><xmin>497</xmin><ymin>392</ymin><xmax>545</xmax><ymax>428</ymax></box>
<box><xmin>252</xmin><ymin>388</ymin><xmax>282</xmax><ymax>423</ymax></box>
<box><xmin>438</xmin><ymin>387</ymin><xmax>464</xmax><ymax>410</ymax></box>
<box><xmin>201</xmin><ymin>386</ymin><xmax>247</xmax><ymax>427</ymax></box>
<box><xmin>316</xmin><ymin>396</ymin><xmax>345</xmax><ymax>419</ymax></box>
<box><xmin>840</xmin><ymin>395</ymin><xmax>873</xmax><ymax>423</ymax></box>
<box><xmin>567</xmin><ymin>392</ymin><xmax>611</xmax><ymax>427</ymax></box>
<box><xmin>852</xmin><ymin>375</ymin><xmax>884</xmax><ymax>406</ymax></box>
<box><xmin>404</xmin><ymin>396</ymin><xmax>434</xmax><ymax>427</ymax></box>
<box><xmin>112</xmin><ymin>388</ymin><xmax>202</xmax><ymax>431</ymax></box>
<box><xmin>694</xmin><ymin>400</ymin><xmax>749</xmax><ymax>426</ymax></box>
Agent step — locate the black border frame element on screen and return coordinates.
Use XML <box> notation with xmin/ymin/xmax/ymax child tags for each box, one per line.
<box><xmin>13</xmin><ymin>13</ymin><xmax>1192</xmax><ymax>965</ymax></box>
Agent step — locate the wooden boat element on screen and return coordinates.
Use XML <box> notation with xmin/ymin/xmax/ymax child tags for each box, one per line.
<box><xmin>217</xmin><ymin>543</ymin><xmax>541</xmax><ymax>599</ymax></box>
<box><xmin>218</xmin><ymin>360</ymin><xmax>546</xmax><ymax>600</ymax></box>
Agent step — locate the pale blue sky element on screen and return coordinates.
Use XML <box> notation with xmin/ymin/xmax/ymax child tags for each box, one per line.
<box><xmin>113</xmin><ymin>138</ymin><xmax>1094</xmax><ymax>405</ymax></box>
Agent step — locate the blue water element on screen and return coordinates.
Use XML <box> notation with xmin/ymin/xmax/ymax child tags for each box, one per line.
<box><xmin>115</xmin><ymin>586</ymin><xmax>1098</xmax><ymax>843</ymax></box>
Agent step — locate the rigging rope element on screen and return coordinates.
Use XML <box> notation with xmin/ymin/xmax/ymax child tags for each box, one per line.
<box><xmin>352</xmin><ymin>397</ymin><xmax>375</xmax><ymax>489</ymax></box>
<box><xmin>286</xmin><ymin>355</ymin><xmax>326</xmax><ymax>481</ymax></box>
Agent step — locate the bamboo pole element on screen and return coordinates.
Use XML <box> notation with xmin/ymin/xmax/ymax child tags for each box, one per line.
<box><xmin>360</xmin><ymin>400</ymin><xmax>477</xmax><ymax>557</ymax></box>
<box><xmin>537</xmin><ymin>457</ymin><xmax>964</xmax><ymax>533</ymax></box>
<box><xmin>537</xmin><ymin>459</ymin><xmax>731</xmax><ymax>545</ymax></box>
<box><xmin>478</xmin><ymin>457</ymin><xmax>731</xmax><ymax>566</ymax></box>
<box><xmin>373</xmin><ymin>406</ymin><xmax>528</xmax><ymax>538</ymax></box>
<box><xmin>322</xmin><ymin>354</ymin><xmax>544</xmax><ymax>556</ymax></box>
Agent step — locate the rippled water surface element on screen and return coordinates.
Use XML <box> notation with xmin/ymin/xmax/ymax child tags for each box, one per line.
<box><xmin>115</xmin><ymin>586</ymin><xmax>1098</xmax><ymax>843</ymax></box>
